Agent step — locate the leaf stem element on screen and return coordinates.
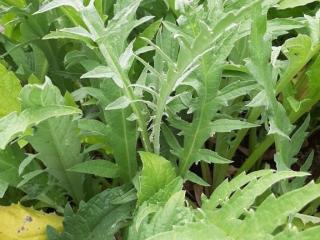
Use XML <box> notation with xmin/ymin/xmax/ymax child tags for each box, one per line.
<box><xmin>98</xmin><ymin>44</ymin><xmax>152</xmax><ymax>152</ymax></box>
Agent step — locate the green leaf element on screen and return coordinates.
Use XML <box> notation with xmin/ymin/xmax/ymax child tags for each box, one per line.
<box><xmin>0</xmin><ymin>106</ymin><xmax>81</xmax><ymax>150</ymax></box>
<box><xmin>48</xmin><ymin>186</ymin><xmax>135</xmax><ymax>240</ymax></box>
<box><xmin>274</xmin><ymin>226</ymin><xmax>320</xmax><ymax>240</ymax></box>
<box><xmin>268</xmin><ymin>18</ymin><xmax>305</xmax><ymax>37</ymax></box>
<box><xmin>0</xmin><ymin>144</ymin><xmax>24</xmax><ymax>188</ymax></box>
<box><xmin>305</xmin><ymin>10</ymin><xmax>320</xmax><ymax>44</ymax></box>
<box><xmin>278</xmin><ymin>35</ymin><xmax>313</xmax><ymax>93</ymax></box>
<box><xmin>68</xmin><ymin>160</ymin><xmax>120</xmax><ymax>179</ymax></box>
<box><xmin>0</xmin><ymin>63</ymin><xmax>22</xmax><ymax>117</ymax></box>
<box><xmin>78</xmin><ymin>119</ymin><xmax>109</xmax><ymax>137</ymax></box>
<box><xmin>29</xmin><ymin>45</ymin><xmax>49</xmax><ymax>81</ymax></box>
<box><xmin>46</xmin><ymin>26</ymin><xmax>92</xmax><ymax>39</ymax></box>
<box><xmin>17</xmin><ymin>169</ymin><xmax>45</xmax><ymax>188</ymax></box>
<box><xmin>138</xmin><ymin>152</ymin><xmax>178</xmax><ymax>205</ymax></box>
<box><xmin>100</xmin><ymin>81</ymin><xmax>139</xmax><ymax>181</ymax></box>
<box><xmin>104</xmin><ymin>0</ymin><xmax>153</xmax><ymax>56</ymax></box>
<box><xmin>286</xmin><ymin>96</ymin><xmax>307</xmax><ymax>112</ymax></box>
<box><xmin>247</xmin><ymin>3</ymin><xmax>292</xmax><ymax>146</ymax></box>
<box><xmin>210</xmin><ymin>119</ymin><xmax>259</xmax><ymax>133</ymax></box>
<box><xmin>105</xmin><ymin>96</ymin><xmax>131</xmax><ymax>110</ymax></box>
<box><xmin>173</xmin><ymin>2</ymin><xmax>260</xmax><ymax>175</ymax></box>
<box><xmin>36</xmin><ymin>0</ymin><xmax>83</xmax><ymax>14</ymax></box>
<box><xmin>148</xmin><ymin>223</ymin><xmax>228</xmax><ymax>240</ymax></box>
<box><xmin>81</xmin><ymin>65</ymin><xmax>125</xmax><ymax>88</ymax></box>
<box><xmin>202</xmin><ymin>170</ymin><xmax>272</xmax><ymax>211</ymax></box>
<box><xmin>275</xmin><ymin>115</ymin><xmax>310</xmax><ymax>170</ymax></box>
<box><xmin>0</xmin><ymin>80</ymin><xmax>82</xmax><ymax>150</ymax></box>
<box><xmin>1</xmin><ymin>0</ymin><xmax>25</xmax><ymax>8</ymax></box>
<box><xmin>19</xmin><ymin>79</ymin><xmax>65</xmax><ymax>108</ymax></box>
<box><xmin>28</xmin><ymin>74</ymin><xmax>43</xmax><ymax>85</ymax></box>
<box><xmin>81</xmin><ymin>66</ymin><xmax>116</xmax><ymax>78</ymax></box>
<box><xmin>207</xmin><ymin>171</ymin><xmax>309</xmax><ymax>232</ymax></box>
<box><xmin>185</xmin><ymin>171</ymin><xmax>210</xmax><ymax>187</ymax></box>
<box><xmin>134</xmin><ymin>170</ymin><xmax>320</xmax><ymax>240</ymax></box>
<box><xmin>128</xmin><ymin>191</ymin><xmax>193</xmax><ymax>240</ymax></box>
<box><xmin>140</xmin><ymin>37</ymin><xmax>175</xmax><ymax>66</ymax></box>
<box><xmin>306</xmin><ymin>53</ymin><xmax>320</xmax><ymax>102</ymax></box>
<box><xmin>27</xmin><ymin>116</ymin><xmax>84</xmax><ymax>202</ymax></box>
<box><xmin>0</xmin><ymin>179</ymin><xmax>8</xmax><ymax>198</ymax></box>
<box><xmin>235</xmin><ymin>182</ymin><xmax>320</xmax><ymax>239</ymax></box>
<box><xmin>119</xmin><ymin>41</ymin><xmax>135</xmax><ymax>71</ymax></box>
<box><xmin>74</xmin><ymin>83</ymin><xmax>139</xmax><ymax>182</ymax></box>
<box><xmin>134</xmin><ymin>20</ymin><xmax>162</xmax><ymax>50</ymax></box>
<box><xmin>43</xmin><ymin>27</ymin><xmax>95</xmax><ymax>47</ymax></box>
<box><xmin>162</xmin><ymin>123</ymin><xmax>182</xmax><ymax>151</ymax></box>
<box><xmin>217</xmin><ymin>80</ymin><xmax>259</xmax><ymax>103</ymax></box>
<box><xmin>247</xmin><ymin>90</ymin><xmax>268</xmax><ymax>107</ymax></box>
<box><xmin>289</xmin><ymin>151</ymin><xmax>314</xmax><ymax>190</ymax></box>
<box><xmin>195</xmin><ymin>149</ymin><xmax>233</xmax><ymax>164</ymax></box>
<box><xmin>79</xmin><ymin>0</ymin><xmax>152</xmax><ymax>153</ymax></box>
<box><xmin>132</xmin><ymin>204</ymin><xmax>161</xmax><ymax>233</ymax></box>
<box><xmin>147</xmin><ymin>177</ymin><xmax>184</xmax><ymax>205</ymax></box>
<box><xmin>278</xmin><ymin>0</ymin><xmax>319</xmax><ymax>9</ymax></box>
<box><xmin>18</xmin><ymin>154</ymin><xmax>38</xmax><ymax>175</ymax></box>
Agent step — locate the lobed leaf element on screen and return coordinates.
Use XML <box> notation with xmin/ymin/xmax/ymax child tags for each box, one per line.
<box><xmin>0</xmin><ymin>106</ymin><xmax>81</xmax><ymax>150</ymax></box>
<box><xmin>48</xmin><ymin>186</ymin><xmax>135</xmax><ymax>240</ymax></box>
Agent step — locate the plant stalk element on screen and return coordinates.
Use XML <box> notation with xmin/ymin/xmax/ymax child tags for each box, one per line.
<box><xmin>80</xmin><ymin>7</ymin><xmax>152</xmax><ymax>152</ymax></box>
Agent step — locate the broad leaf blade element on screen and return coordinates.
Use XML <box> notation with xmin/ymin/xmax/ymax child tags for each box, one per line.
<box><xmin>27</xmin><ymin>117</ymin><xmax>84</xmax><ymax>202</ymax></box>
<box><xmin>138</xmin><ymin>152</ymin><xmax>178</xmax><ymax>205</ymax></box>
<box><xmin>0</xmin><ymin>63</ymin><xmax>22</xmax><ymax>117</ymax></box>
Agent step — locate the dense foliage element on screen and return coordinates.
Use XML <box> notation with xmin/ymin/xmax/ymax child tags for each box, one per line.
<box><xmin>1</xmin><ymin>0</ymin><xmax>320</xmax><ymax>239</ymax></box>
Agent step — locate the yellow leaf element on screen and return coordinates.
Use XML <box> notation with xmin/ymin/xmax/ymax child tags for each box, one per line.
<box><xmin>0</xmin><ymin>204</ymin><xmax>63</xmax><ymax>240</ymax></box>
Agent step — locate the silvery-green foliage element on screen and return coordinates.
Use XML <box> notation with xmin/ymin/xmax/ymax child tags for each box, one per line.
<box><xmin>132</xmin><ymin>169</ymin><xmax>320</xmax><ymax>240</ymax></box>
<box><xmin>34</xmin><ymin>0</ymin><xmax>320</xmax><ymax>183</ymax></box>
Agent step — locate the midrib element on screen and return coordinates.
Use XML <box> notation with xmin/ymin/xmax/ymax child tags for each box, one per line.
<box><xmin>120</xmin><ymin>108</ymin><xmax>132</xmax><ymax>179</ymax></box>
